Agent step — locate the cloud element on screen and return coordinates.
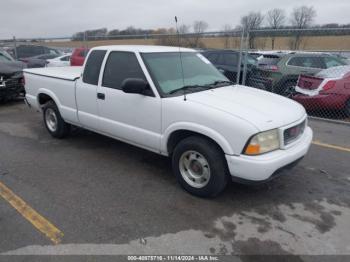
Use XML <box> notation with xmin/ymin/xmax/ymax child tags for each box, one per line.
<box><xmin>0</xmin><ymin>0</ymin><xmax>349</xmax><ymax>39</ymax></box>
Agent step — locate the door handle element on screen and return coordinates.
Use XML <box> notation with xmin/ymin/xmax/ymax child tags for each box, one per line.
<box><xmin>97</xmin><ymin>93</ymin><xmax>105</xmax><ymax>100</ymax></box>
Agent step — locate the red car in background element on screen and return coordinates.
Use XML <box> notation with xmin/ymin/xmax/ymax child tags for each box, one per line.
<box><xmin>293</xmin><ymin>65</ymin><xmax>350</xmax><ymax>117</ymax></box>
<box><xmin>70</xmin><ymin>47</ymin><xmax>89</xmax><ymax>66</ymax></box>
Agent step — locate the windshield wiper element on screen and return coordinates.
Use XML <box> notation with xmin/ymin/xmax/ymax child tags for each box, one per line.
<box><xmin>168</xmin><ymin>85</ymin><xmax>208</xmax><ymax>95</ymax></box>
<box><xmin>168</xmin><ymin>81</ymin><xmax>233</xmax><ymax>95</ymax></box>
<box><xmin>208</xmin><ymin>80</ymin><xmax>234</xmax><ymax>87</ymax></box>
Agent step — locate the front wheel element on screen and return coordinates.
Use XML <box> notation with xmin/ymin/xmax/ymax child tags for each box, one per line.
<box><xmin>43</xmin><ymin>101</ymin><xmax>70</xmax><ymax>138</ymax></box>
<box><xmin>172</xmin><ymin>136</ymin><xmax>228</xmax><ymax>197</ymax></box>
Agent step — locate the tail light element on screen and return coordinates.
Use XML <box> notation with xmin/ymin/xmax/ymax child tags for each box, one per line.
<box><xmin>20</xmin><ymin>76</ymin><xmax>25</xmax><ymax>86</ymax></box>
<box><xmin>322</xmin><ymin>80</ymin><xmax>336</xmax><ymax>91</ymax></box>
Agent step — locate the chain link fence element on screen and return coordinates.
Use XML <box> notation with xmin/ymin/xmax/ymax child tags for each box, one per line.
<box><xmin>1</xmin><ymin>27</ymin><xmax>350</xmax><ymax>122</ymax></box>
<box><xmin>240</xmin><ymin>28</ymin><xmax>350</xmax><ymax>122</ymax></box>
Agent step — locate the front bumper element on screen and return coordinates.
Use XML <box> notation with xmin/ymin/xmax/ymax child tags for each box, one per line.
<box><xmin>0</xmin><ymin>77</ymin><xmax>24</xmax><ymax>100</ymax></box>
<box><xmin>225</xmin><ymin>126</ymin><xmax>313</xmax><ymax>182</ymax></box>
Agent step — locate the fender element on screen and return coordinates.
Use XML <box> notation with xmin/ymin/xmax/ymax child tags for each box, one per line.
<box><xmin>36</xmin><ymin>88</ymin><xmax>62</xmax><ymax>111</ymax></box>
<box><xmin>36</xmin><ymin>88</ymin><xmax>79</xmax><ymax>124</ymax></box>
<box><xmin>161</xmin><ymin>122</ymin><xmax>235</xmax><ymax>156</ymax></box>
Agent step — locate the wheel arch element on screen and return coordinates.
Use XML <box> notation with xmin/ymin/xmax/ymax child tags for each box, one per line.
<box><xmin>162</xmin><ymin>123</ymin><xmax>234</xmax><ymax>156</ymax></box>
<box><xmin>37</xmin><ymin>89</ymin><xmax>61</xmax><ymax>110</ymax></box>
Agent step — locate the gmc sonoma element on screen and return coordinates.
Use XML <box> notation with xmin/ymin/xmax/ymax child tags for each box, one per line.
<box><xmin>24</xmin><ymin>45</ymin><xmax>313</xmax><ymax>197</ymax></box>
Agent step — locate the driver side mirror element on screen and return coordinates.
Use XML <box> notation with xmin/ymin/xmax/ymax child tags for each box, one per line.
<box><xmin>121</xmin><ymin>78</ymin><xmax>153</xmax><ymax>96</ymax></box>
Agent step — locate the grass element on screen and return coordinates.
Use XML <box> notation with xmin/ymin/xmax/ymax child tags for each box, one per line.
<box><xmin>42</xmin><ymin>35</ymin><xmax>350</xmax><ymax>51</ymax></box>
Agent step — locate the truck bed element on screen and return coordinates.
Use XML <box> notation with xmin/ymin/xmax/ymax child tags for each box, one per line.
<box><xmin>24</xmin><ymin>66</ymin><xmax>83</xmax><ymax>125</ymax></box>
<box><xmin>24</xmin><ymin>66</ymin><xmax>82</xmax><ymax>81</ymax></box>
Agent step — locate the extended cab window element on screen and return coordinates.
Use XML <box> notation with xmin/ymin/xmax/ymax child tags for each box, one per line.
<box><xmin>102</xmin><ymin>52</ymin><xmax>146</xmax><ymax>89</ymax></box>
<box><xmin>83</xmin><ymin>50</ymin><xmax>106</xmax><ymax>85</ymax></box>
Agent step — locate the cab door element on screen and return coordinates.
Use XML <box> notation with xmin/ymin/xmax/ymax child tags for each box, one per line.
<box><xmin>96</xmin><ymin>51</ymin><xmax>162</xmax><ymax>152</ymax></box>
<box><xmin>76</xmin><ymin>50</ymin><xmax>106</xmax><ymax>130</ymax></box>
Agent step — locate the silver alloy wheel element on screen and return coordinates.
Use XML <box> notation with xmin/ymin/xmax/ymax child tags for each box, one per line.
<box><xmin>179</xmin><ymin>150</ymin><xmax>211</xmax><ymax>188</ymax></box>
<box><xmin>45</xmin><ymin>108</ymin><xmax>58</xmax><ymax>132</ymax></box>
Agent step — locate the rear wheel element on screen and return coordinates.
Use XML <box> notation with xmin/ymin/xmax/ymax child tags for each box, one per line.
<box><xmin>172</xmin><ymin>136</ymin><xmax>228</xmax><ymax>198</ymax></box>
<box><xmin>43</xmin><ymin>101</ymin><xmax>70</xmax><ymax>138</ymax></box>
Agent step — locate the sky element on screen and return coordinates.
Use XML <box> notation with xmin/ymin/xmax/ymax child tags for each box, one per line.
<box><xmin>1</xmin><ymin>0</ymin><xmax>349</xmax><ymax>39</ymax></box>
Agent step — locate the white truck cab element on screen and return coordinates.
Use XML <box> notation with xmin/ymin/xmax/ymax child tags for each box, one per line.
<box><xmin>24</xmin><ymin>45</ymin><xmax>313</xmax><ymax>197</ymax></box>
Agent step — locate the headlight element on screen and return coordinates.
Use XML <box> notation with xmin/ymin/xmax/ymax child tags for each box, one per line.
<box><xmin>243</xmin><ymin>129</ymin><xmax>280</xmax><ymax>155</ymax></box>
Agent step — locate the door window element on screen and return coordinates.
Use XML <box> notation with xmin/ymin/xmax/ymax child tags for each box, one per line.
<box><xmin>216</xmin><ymin>54</ymin><xmax>226</xmax><ymax>65</ymax></box>
<box><xmin>205</xmin><ymin>53</ymin><xmax>219</xmax><ymax>64</ymax></box>
<box><xmin>288</xmin><ymin>57</ymin><xmax>304</xmax><ymax>67</ymax></box>
<box><xmin>102</xmin><ymin>52</ymin><xmax>147</xmax><ymax>90</ymax></box>
<box><xmin>60</xmin><ymin>55</ymin><xmax>70</xmax><ymax>61</ymax></box>
<box><xmin>82</xmin><ymin>50</ymin><xmax>106</xmax><ymax>85</ymax></box>
<box><xmin>223</xmin><ymin>53</ymin><xmax>238</xmax><ymax>66</ymax></box>
<box><xmin>324</xmin><ymin>57</ymin><xmax>345</xmax><ymax>68</ymax></box>
<box><xmin>288</xmin><ymin>57</ymin><xmax>325</xmax><ymax>69</ymax></box>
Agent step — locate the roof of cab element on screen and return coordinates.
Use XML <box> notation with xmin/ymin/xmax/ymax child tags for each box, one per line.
<box><xmin>91</xmin><ymin>45</ymin><xmax>196</xmax><ymax>53</ymax></box>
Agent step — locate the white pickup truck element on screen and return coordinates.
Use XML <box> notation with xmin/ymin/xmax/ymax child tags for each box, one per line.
<box><xmin>24</xmin><ymin>45</ymin><xmax>313</xmax><ymax>197</ymax></box>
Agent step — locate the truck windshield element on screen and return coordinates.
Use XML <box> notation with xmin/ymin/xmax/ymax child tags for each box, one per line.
<box><xmin>0</xmin><ymin>52</ymin><xmax>12</xmax><ymax>62</ymax></box>
<box><xmin>141</xmin><ymin>52</ymin><xmax>229</xmax><ymax>96</ymax></box>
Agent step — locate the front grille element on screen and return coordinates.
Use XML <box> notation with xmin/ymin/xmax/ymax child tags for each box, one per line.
<box><xmin>284</xmin><ymin>120</ymin><xmax>306</xmax><ymax>145</ymax></box>
<box><xmin>0</xmin><ymin>78</ymin><xmax>23</xmax><ymax>91</ymax></box>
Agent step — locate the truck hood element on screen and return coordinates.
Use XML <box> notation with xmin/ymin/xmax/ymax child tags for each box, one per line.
<box><xmin>187</xmin><ymin>85</ymin><xmax>306</xmax><ymax>131</ymax></box>
<box><xmin>0</xmin><ymin>61</ymin><xmax>26</xmax><ymax>76</ymax></box>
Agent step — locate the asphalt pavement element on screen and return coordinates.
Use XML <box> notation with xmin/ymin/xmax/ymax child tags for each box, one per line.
<box><xmin>0</xmin><ymin>101</ymin><xmax>349</xmax><ymax>260</ymax></box>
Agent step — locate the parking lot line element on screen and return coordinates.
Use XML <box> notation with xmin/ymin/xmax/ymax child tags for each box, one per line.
<box><xmin>0</xmin><ymin>181</ymin><xmax>63</xmax><ymax>245</ymax></box>
<box><xmin>312</xmin><ymin>140</ymin><xmax>350</xmax><ymax>153</ymax></box>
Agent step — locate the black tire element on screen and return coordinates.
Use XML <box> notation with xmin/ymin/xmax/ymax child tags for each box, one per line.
<box><xmin>172</xmin><ymin>136</ymin><xmax>228</xmax><ymax>198</ymax></box>
<box><xmin>43</xmin><ymin>100</ymin><xmax>70</xmax><ymax>138</ymax></box>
